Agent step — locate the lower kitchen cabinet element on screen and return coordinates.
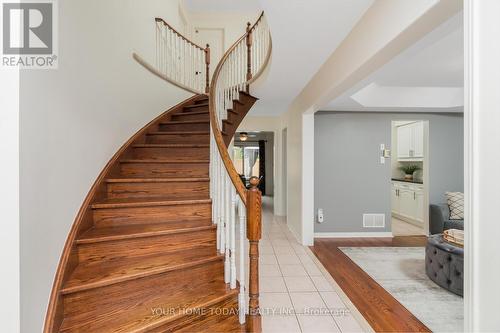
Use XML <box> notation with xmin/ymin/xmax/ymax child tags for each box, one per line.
<box><xmin>392</xmin><ymin>181</ymin><xmax>424</xmax><ymax>225</ymax></box>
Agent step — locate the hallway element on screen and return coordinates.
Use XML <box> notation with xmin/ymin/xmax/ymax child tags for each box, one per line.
<box><xmin>255</xmin><ymin>197</ymin><xmax>367</xmax><ymax>332</ymax></box>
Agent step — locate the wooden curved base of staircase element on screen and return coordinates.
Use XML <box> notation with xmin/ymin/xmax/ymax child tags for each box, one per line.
<box><xmin>44</xmin><ymin>94</ymin><xmax>256</xmax><ymax>332</ymax></box>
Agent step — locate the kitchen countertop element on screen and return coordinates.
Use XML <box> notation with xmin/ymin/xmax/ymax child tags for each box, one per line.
<box><xmin>391</xmin><ymin>178</ymin><xmax>423</xmax><ymax>184</ymax></box>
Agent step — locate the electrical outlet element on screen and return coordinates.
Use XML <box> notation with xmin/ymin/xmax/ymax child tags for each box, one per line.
<box><xmin>317</xmin><ymin>208</ymin><xmax>324</xmax><ymax>223</ymax></box>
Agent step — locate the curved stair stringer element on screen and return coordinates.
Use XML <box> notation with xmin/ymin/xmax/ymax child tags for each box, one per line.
<box><xmin>44</xmin><ymin>94</ymin><xmax>244</xmax><ymax>333</ymax></box>
<box><xmin>221</xmin><ymin>91</ymin><xmax>259</xmax><ymax>146</ymax></box>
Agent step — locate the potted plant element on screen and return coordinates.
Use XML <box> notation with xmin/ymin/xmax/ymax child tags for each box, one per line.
<box><xmin>398</xmin><ymin>164</ymin><xmax>421</xmax><ymax>180</ymax></box>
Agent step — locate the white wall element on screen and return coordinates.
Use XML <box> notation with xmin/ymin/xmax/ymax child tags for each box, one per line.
<box><xmin>0</xmin><ymin>67</ymin><xmax>20</xmax><ymax>332</ymax></box>
<box><xmin>187</xmin><ymin>11</ymin><xmax>260</xmax><ymax>55</ymax></box>
<box><xmin>19</xmin><ymin>1</ymin><xmax>190</xmax><ymax>332</ymax></box>
<box><xmin>465</xmin><ymin>0</ymin><xmax>500</xmax><ymax>330</ymax></box>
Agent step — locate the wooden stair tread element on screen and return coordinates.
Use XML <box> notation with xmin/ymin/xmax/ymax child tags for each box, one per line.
<box><xmin>184</xmin><ymin>103</ymin><xmax>208</xmax><ymax>108</ymax></box>
<box><xmin>91</xmin><ymin>197</ymin><xmax>211</xmax><ymax>209</ymax></box>
<box><xmin>105</xmin><ymin>177</ymin><xmax>209</xmax><ymax>183</ymax></box>
<box><xmin>59</xmin><ymin>277</ymin><xmax>238</xmax><ymax>332</ymax></box>
<box><xmin>132</xmin><ymin>143</ymin><xmax>209</xmax><ymax>148</ymax></box>
<box><xmin>146</xmin><ymin>131</ymin><xmax>209</xmax><ymax>135</ymax></box>
<box><xmin>159</xmin><ymin>120</ymin><xmax>210</xmax><ymax>125</ymax></box>
<box><xmin>174</xmin><ymin>110</ymin><xmax>209</xmax><ymax>115</ymax></box>
<box><xmin>77</xmin><ymin>220</ymin><xmax>214</xmax><ymax>244</ymax></box>
<box><xmin>120</xmin><ymin>159</ymin><xmax>209</xmax><ymax>164</ymax></box>
<box><xmin>62</xmin><ymin>248</ymin><xmax>220</xmax><ymax>295</ymax></box>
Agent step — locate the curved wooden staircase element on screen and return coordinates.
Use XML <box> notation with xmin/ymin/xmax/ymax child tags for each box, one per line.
<box><xmin>45</xmin><ymin>11</ymin><xmax>270</xmax><ymax>333</ymax></box>
<box><xmin>45</xmin><ymin>93</ymin><xmax>257</xmax><ymax>332</ymax></box>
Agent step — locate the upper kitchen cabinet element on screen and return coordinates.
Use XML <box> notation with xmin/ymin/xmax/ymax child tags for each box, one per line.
<box><xmin>396</xmin><ymin>121</ymin><xmax>424</xmax><ymax>161</ymax></box>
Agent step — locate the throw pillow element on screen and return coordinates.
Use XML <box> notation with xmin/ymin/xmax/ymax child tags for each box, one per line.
<box><xmin>446</xmin><ymin>192</ymin><xmax>464</xmax><ymax>220</ymax></box>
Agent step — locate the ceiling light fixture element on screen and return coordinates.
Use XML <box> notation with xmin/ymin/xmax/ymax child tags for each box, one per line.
<box><xmin>239</xmin><ymin>132</ymin><xmax>248</xmax><ymax>141</ymax></box>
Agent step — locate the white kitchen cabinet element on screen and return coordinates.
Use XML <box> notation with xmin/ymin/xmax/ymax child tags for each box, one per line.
<box><xmin>412</xmin><ymin>121</ymin><xmax>424</xmax><ymax>158</ymax></box>
<box><xmin>391</xmin><ymin>181</ymin><xmax>424</xmax><ymax>225</ymax></box>
<box><xmin>391</xmin><ymin>184</ymin><xmax>400</xmax><ymax>214</ymax></box>
<box><xmin>415</xmin><ymin>190</ymin><xmax>424</xmax><ymax>223</ymax></box>
<box><xmin>397</xmin><ymin>121</ymin><xmax>424</xmax><ymax>160</ymax></box>
<box><xmin>398</xmin><ymin>187</ymin><xmax>415</xmax><ymax>219</ymax></box>
<box><xmin>397</xmin><ymin>124</ymin><xmax>412</xmax><ymax>159</ymax></box>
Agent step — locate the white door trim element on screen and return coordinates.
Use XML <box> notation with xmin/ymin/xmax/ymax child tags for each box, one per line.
<box><xmin>302</xmin><ymin>111</ymin><xmax>315</xmax><ymax>246</ymax></box>
<box><xmin>464</xmin><ymin>1</ymin><xmax>500</xmax><ymax>330</ymax></box>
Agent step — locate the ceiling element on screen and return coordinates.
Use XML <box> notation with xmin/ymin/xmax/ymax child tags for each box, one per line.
<box><xmin>322</xmin><ymin>12</ymin><xmax>464</xmax><ymax>112</ymax></box>
<box><xmin>251</xmin><ymin>0</ymin><xmax>375</xmax><ymax>116</ymax></box>
<box><xmin>183</xmin><ymin>0</ymin><xmax>261</xmax><ymax>13</ymax></box>
<box><xmin>183</xmin><ymin>1</ymin><xmax>463</xmax><ymax>115</ymax></box>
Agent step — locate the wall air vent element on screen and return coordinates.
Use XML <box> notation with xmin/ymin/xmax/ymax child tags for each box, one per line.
<box><xmin>363</xmin><ymin>214</ymin><xmax>385</xmax><ymax>228</ymax></box>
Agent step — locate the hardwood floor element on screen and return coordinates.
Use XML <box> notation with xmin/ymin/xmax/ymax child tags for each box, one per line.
<box><xmin>310</xmin><ymin>236</ymin><xmax>431</xmax><ymax>333</ymax></box>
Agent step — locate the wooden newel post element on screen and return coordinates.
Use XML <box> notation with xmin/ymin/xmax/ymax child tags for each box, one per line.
<box><xmin>204</xmin><ymin>44</ymin><xmax>210</xmax><ymax>93</ymax></box>
<box><xmin>246</xmin><ymin>176</ymin><xmax>262</xmax><ymax>332</ymax></box>
<box><xmin>245</xmin><ymin>22</ymin><xmax>253</xmax><ymax>93</ymax></box>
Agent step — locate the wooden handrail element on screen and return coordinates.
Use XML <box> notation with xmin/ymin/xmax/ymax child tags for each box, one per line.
<box><xmin>209</xmin><ymin>39</ymin><xmax>248</xmax><ymax>204</ymax></box>
<box><xmin>208</xmin><ymin>11</ymin><xmax>268</xmax><ymax>204</ymax></box>
<box><xmin>155</xmin><ymin>17</ymin><xmax>205</xmax><ymax>50</ymax></box>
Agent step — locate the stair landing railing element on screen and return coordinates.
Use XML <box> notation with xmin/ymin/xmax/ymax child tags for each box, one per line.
<box><xmin>133</xmin><ymin>17</ymin><xmax>210</xmax><ymax>95</ymax></box>
<box><xmin>208</xmin><ymin>11</ymin><xmax>271</xmax><ymax>332</ymax></box>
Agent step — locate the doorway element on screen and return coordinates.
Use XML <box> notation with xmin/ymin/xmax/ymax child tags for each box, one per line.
<box><xmin>233</xmin><ymin>131</ymin><xmax>274</xmax><ymax>196</ymax></box>
<box><xmin>391</xmin><ymin>120</ymin><xmax>429</xmax><ymax>236</ymax></box>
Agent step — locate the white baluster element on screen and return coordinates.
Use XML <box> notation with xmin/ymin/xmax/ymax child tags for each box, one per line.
<box><xmin>224</xmin><ymin>173</ymin><xmax>231</xmax><ymax>284</ymax></box>
<box><xmin>238</xmin><ymin>197</ymin><xmax>247</xmax><ymax>324</ymax></box>
<box><xmin>230</xmin><ymin>187</ymin><xmax>237</xmax><ymax>289</ymax></box>
<box><xmin>219</xmin><ymin>155</ymin><xmax>225</xmax><ymax>255</ymax></box>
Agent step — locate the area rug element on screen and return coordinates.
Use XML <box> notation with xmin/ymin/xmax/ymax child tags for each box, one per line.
<box><xmin>340</xmin><ymin>247</ymin><xmax>463</xmax><ymax>333</ymax></box>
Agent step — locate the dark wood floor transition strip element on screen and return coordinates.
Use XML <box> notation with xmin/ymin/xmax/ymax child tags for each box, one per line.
<box><xmin>310</xmin><ymin>236</ymin><xmax>431</xmax><ymax>333</ymax></box>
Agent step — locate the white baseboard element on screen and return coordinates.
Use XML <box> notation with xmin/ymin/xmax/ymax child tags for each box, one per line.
<box><xmin>314</xmin><ymin>232</ymin><xmax>393</xmax><ymax>238</ymax></box>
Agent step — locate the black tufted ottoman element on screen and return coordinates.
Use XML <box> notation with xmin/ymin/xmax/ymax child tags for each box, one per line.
<box><xmin>425</xmin><ymin>234</ymin><xmax>464</xmax><ymax>296</ymax></box>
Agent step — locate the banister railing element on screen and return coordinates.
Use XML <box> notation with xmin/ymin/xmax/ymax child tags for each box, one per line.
<box><xmin>208</xmin><ymin>11</ymin><xmax>271</xmax><ymax>332</ymax></box>
<box><xmin>133</xmin><ymin>17</ymin><xmax>210</xmax><ymax>95</ymax></box>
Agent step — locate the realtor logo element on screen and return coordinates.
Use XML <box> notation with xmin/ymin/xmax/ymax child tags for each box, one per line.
<box><xmin>1</xmin><ymin>0</ymin><xmax>58</xmax><ymax>68</ymax></box>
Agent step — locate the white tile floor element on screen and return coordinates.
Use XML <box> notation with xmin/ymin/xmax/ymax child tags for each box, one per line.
<box><xmin>237</xmin><ymin>197</ymin><xmax>369</xmax><ymax>333</ymax></box>
<box><xmin>391</xmin><ymin>217</ymin><xmax>426</xmax><ymax>236</ymax></box>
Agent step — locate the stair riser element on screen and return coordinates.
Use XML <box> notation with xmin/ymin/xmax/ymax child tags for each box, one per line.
<box><xmin>227</xmin><ymin>111</ymin><xmax>239</xmax><ymax>124</ymax></box>
<box><xmin>77</xmin><ymin>229</ymin><xmax>216</xmax><ymax>262</ymax></box>
<box><xmin>146</xmin><ymin>133</ymin><xmax>209</xmax><ymax>144</ymax></box>
<box><xmin>120</xmin><ymin>162</ymin><xmax>209</xmax><ymax>178</ymax></box>
<box><xmin>61</xmin><ymin>260</ymin><xmax>224</xmax><ymax>332</ymax></box>
<box><xmin>159</xmin><ymin>122</ymin><xmax>210</xmax><ymax>132</ymax></box>
<box><xmin>152</xmin><ymin>296</ymin><xmax>239</xmax><ymax>332</ymax></box>
<box><xmin>106</xmin><ymin>181</ymin><xmax>209</xmax><ymax>199</ymax></box>
<box><xmin>93</xmin><ymin>202</ymin><xmax>212</xmax><ymax>227</ymax></box>
<box><xmin>183</xmin><ymin>105</ymin><xmax>208</xmax><ymax>113</ymax></box>
<box><xmin>131</xmin><ymin>147</ymin><xmax>209</xmax><ymax>160</ymax></box>
<box><xmin>193</xmin><ymin>99</ymin><xmax>208</xmax><ymax>105</ymax></box>
<box><xmin>171</xmin><ymin>113</ymin><xmax>209</xmax><ymax>121</ymax></box>
<box><xmin>223</xmin><ymin>122</ymin><xmax>235</xmax><ymax>137</ymax></box>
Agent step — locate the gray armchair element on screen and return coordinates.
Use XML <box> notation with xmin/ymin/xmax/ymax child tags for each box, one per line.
<box><xmin>429</xmin><ymin>204</ymin><xmax>464</xmax><ymax>235</ymax></box>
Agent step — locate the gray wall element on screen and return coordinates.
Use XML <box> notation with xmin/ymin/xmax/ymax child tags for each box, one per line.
<box><xmin>314</xmin><ymin>112</ymin><xmax>464</xmax><ymax>233</ymax></box>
